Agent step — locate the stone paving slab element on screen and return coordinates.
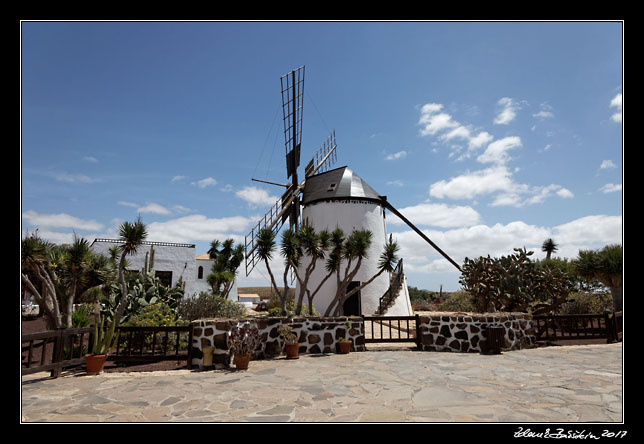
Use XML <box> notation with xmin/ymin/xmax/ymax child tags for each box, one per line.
<box><xmin>21</xmin><ymin>343</ymin><xmax>623</xmax><ymax>423</ymax></box>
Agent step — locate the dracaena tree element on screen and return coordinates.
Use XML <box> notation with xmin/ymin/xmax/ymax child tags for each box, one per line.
<box><xmin>21</xmin><ymin>233</ymin><xmax>115</xmax><ymax>329</ymax></box>
<box><xmin>207</xmin><ymin>238</ymin><xmax>244</xmax><ymax>299</ymax></box>
<box><xmin>574</xmin><ymin>244</ymin><xmax>623</xmax><ymax>312</ymax></box>
<box><xmin>281</xmin><ymin>222</ymin><xmax>331</xmax><ymax>315</ymax></box>
<box><xmin>324</xmin><ymin>230</ymin><xmax>400</xmax><ymax>317</ymax></box>
<box><xmin>256</xmin><ymin>228</ymin><xmax>293</xmax><ymax>316</ymax></box>
<box><xmin>114</xmin><ymin>217</ymin><xmax>148</xmax><ymax>326</ymax></box>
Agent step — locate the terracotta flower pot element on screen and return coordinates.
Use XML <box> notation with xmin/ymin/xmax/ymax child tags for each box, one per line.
<box><xmin>233</xmin><ymin>353</ymin><xmax>251</xmax><ymax>370</ymax></box>
<box><xmin>338</xmin><ymin>340</ymin><xmax>352</xmax><ymax>354</ymax></box>
<box><xmin>285</xmin><ymin>343</ymin><xmax>300</xmax><ymax>359</ymax></box>
<box><xmin>85</xmin><ymin>354</ymin><xmax>108</xmax><ymax>375</ymax></box>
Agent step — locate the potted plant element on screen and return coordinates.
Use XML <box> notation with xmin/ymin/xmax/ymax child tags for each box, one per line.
<box><xmin>338</xmin><ymin>337</ymin><xmax>352</xmax><ymax>354</ymax></box>
<box><xmin>228</xmin><ymin>322</ymin><xmax>261</xmax><ymax>370</ymax></box>
<box><xmin>85</xmin><ymin>314</ymin><xmax>120</xmax><ymax>375</ymax></box>
<box><xmin>338</xmin><ymin>321</ymin><xmax>352</xmax><ymax>354</ymax></box>
<box><xmin>278</xmin><ymin>325</ymin><xmax>300</xmax><ymax>359</ymax></box>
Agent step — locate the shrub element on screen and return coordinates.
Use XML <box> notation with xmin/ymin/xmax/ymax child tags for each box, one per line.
<box><xmin>125</xmin><ymin>302</ymin><xmax>188</xmax><ymax>327</ymax></box>
<box><xmin>177</xmin><ymin>292</ymin><xmax>245</xmax><ymax>321</ymax></box>
<box><xmin>558</xmin><ymin>291</ymin><xmax>613</xmax><ymax>315</ymax></box>
<box><xmin>71</xmin><ymin>304</ymin><xmax>93</xmax><ymax>328</ymax></box>
<box><xmin>437</xmin><ymin>291</ymin><xmax>478</xmax><ymax>313</ymax></box>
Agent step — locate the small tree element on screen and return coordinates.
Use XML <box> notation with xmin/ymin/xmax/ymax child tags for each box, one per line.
<box><xmin>114</xmin><ymin>217</ymin><xmax>148</xmax><ymax>326</ymax></box>
<box><xmin>323</xmin><ymin>231</ymin><xmax>400</xmax><ymax>316</ymax></box>
<box><xmin>574</xmin><ymin>244</ymin><xmax>623</xmax><ymax>312</ymax></box>
<box><xmin>255</xmin><ymin>228</ymin><xmax>292</xmax><ymax>316</ymax></box>
<box><xmin>541</xmin><ymin>238</ymin><xmax>558</xmax><ymax>260</ymax></box>
<box><xmin>21</xmin><ymin>233</ymin><xmax>115</xmax><ymax>328</ymax></box>
<box><xmin>207</xmin><ymin>239</ymin><xmax>244</xmax><ymax>298</ymax></box>
<box><xmin>281</xmin><ymin>223</ymin><xmax>332</xmax><ymax>316</ymax></box>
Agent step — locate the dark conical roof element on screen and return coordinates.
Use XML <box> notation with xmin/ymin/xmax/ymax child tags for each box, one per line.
<box><xmin>301</xmin><ymin>166</ymin><xmax>382</xmax><ymax>205</ymax></box>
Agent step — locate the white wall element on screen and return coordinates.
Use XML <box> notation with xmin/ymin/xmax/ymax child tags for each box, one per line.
<box><xmin>297</xmin><ymin>200</ymin><xmax>393</xmax><ymax>316</ymax></box>
<box><xmin>91</xmin><ymin>241</ymin><xmax>239</xmax><ymax>299</ymax></box>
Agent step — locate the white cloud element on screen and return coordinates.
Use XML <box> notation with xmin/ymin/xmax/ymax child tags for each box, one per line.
<box><xmin>494</xmin><ymin>97</ymin><xmax>520</xmax><ymax>125</ymax></box>
<box><xmin>418</xmin><ymin>103</ymin><xmax>459</xmax><ymax>136</ymax></box>
<box><xmin>53</xmin><ymin>172</ymin><xmax>101</xmax><ymax>184</ymax></box>
<box><xmin>467</xmin><ymin>131</ymin><xmax>494</xmax><ymax>150</ymax></box>
<box><xmin>22</xmin><ymin>210</ymin><xmax>104</xmax><ymax>232</ymax></box>
<box><xmin>533</xmin><ymin>110</ymin><xmax>554</xmax><ymax>119</ymax></box>
<box><xmin>171</xmin><ymin>175</ymin><xmax>187</xmax><ymax>182</ymax></box>
<box><xmin>146</xmin><ymin>214</ymin><xmax>253</xmax><ymax>244</ymax></box>
<box><xmin>137</xmin><ymin>202</ymin><xmax>171</xmax><ymax>215</ymax></box>
<box><xmin>117</xmin><ymin>201</ymin><xmax>138</xmax><ymax>208</ymax></box>
<box><xmin>390</xmin><ymin>214</ymin><xmax>622</xmax><ymax>276</ymax></box>
<box><xmin>388</xmin><ymin>202</ymin><xmax>482</xmax><ymax>228</ymax></box>
<box><xmin>192</xmin><ymin>177</ymin><xmax>218</xmax><ymax>188</ymax></box>
<box><xmin>429</xmin><ymin>166</ymin><xmax>516</xmax><ymax>200</ymax></box>
<box><xmin>418</xmin><ymin>103</ymin><xmax>495</xmax><ymax>159</ymax></box>
<box><xmin>476</xmin><ymin>136</ymin><xmax>522</xmax><ymax>165</ymax></box>
<box><xmin>599</xmin><ymin>183</ymin><xmax>622</xmax><ymax>194</ymax></box>
<box><xmin>533</xmin><ymin>103</ymin><xmax>554</xmax><ymax>120</ymax></box>
<box><xmin>235</xmin><ymin>186</ymin><xmax>280</xmax><ymax>207</ymax></box>
<box><xmin>385</xmin><ymin>150</ymin><xmax>407</xmax><ymax>161</ymax></box>
<box><xmin>600</xmin><ymin>160</ymin><xmax>616</xmax><ymax>170</ymax></box>
<box><xmin>83</xmin><ymin>156</ymin><xmax>98</xmax><ymax>163</ymax></box>
<box><xmin>610</xmin><ymin>93</ymin><xmax>622</xmax><ymax>123</ymax></box>
<box><xmin>429</xmin><ymin>166</ymin><xmax>572</xmax><ymax>207</ymax></box>
<box><xmin>386</xmin><ymin>180</ymin><xmax>404</xmax><ymax>187</ymax></box>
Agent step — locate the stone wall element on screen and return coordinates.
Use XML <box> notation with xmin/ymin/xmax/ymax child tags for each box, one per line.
<box><xmin>191</xmin><ymin>316</ymin><xmax>365</xmax><ymax>369</ymax></box>
<box><xmin>417</xmin><ymin>313</ymin><xmax>536</xmax><ymax>353</ymax></box>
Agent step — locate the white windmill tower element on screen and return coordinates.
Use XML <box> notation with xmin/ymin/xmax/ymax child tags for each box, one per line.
<box><xmin>244</xmin><ymin>66</ymin><xmax>462</xmax><ymax>317</ymax></box>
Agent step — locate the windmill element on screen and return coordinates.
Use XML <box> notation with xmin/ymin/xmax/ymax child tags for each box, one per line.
<box><xmin>244</xmin><ymin>66</ymin><xmax>461</xmax><ymax>316</ymax></box>
<box><xmin>244</xmin><ymin>65</ymin><xmax>338</xmax><ymax>277</ymax></box>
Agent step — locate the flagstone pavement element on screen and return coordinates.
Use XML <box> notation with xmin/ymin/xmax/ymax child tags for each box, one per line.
<box><xmin>21</xmin><ymin>343</ymin><xmax>622</xmax><ymax>423</ymax></box>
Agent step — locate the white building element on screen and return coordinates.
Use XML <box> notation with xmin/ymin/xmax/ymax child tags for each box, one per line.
<box><xmin>90</xmin><ymin>239</ymin><xmax>238</xmax><ymax>300</ymax></box>
<box><xmin>295</xmin><ymin>166</ymin><xmax>413</xmax><ymax>316</ymax></box>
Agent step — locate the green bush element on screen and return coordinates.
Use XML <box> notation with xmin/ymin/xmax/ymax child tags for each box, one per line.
<box><xmin>558</xmin><ymin>291</ymin><xmax>613</xmax><ymax>315</ymax></box>
<box><xmin>71</xmin><ymin>304</ymin><xmax>93</xmax><ymax>328</ymax></box>
<box><xmin>437</xmin><ymin>291</ymin><xmax>478</xmax><ymax>313</ymax></box>
<box><xmin>177</xmin><ymin>292</ymin><xmax>245</xmax><ymax>321</ymax></box>
<box><xmin>125</xmin><ymin>302</ymin><xmax>188</xmax><ymax>327</ymax></box>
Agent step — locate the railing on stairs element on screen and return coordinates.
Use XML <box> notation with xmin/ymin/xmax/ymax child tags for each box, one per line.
<box><xmin>376</xmin><ymin>259</ymin><xmax>404</xmax><ymax>315</ymax></box>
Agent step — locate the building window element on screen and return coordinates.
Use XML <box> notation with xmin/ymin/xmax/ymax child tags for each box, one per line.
<box><xmin>155</xmin><ymin>270</ymin><xmax>173</xmax><ymax>288</ymax></box>
<box><xmin>198</xmin><ymin>266</ymin><xmax>203</xmax><ymax>279</ymax></box>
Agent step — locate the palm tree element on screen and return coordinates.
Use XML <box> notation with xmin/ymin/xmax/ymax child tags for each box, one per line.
<box><xmin>574</xmin><ymin>244</ymin><xmax>623</xmax><ymax>312</ymax></box>
<box><xmin>542</xmin><ymin>238</ymin><xmax>559</xmax><ymax>260</ymax></box>
<box><xmin>114</xmin><ymin>217</ymin><xmax>148</xmax><ymax>326</ymax></box>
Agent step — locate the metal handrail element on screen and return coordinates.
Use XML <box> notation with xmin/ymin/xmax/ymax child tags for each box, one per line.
<box><xmin>377</xmin><ymin>259</ymin><xmax>404</xmax><ymax>315</ymax></box>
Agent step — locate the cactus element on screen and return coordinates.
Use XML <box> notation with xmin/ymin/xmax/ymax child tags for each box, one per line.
<box><xmin>92</xmin><ymin>314</ymin><xmax>120</xmax><ymax>355</ymax></box>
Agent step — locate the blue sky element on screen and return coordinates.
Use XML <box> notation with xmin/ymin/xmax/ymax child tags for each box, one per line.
<box><xmin>21</xmin><ymin>21</ymin><xmax>623</xmax><ymax>291</ymax></box>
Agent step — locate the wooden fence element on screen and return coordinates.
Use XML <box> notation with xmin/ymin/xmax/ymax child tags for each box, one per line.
<box><xmin>532</xmin><ymin>311</ymin><xmax>622</xmax><ymax>344</ymax></box>
<box><xmin>22</xmin><ymin>327</ymin><xmax>94</xmax><ymax>378</ymax></box>
<box><xmin>22</xmin><ymin>325</ymin><xmax>193</xmax><ymax>378</ymax></box>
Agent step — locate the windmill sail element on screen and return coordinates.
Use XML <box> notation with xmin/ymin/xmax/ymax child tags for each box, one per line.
<box><xmin>244</xmin><ymin>65</ymin><xmax>340</xmax><ymax>277</ymax></box>
<box><xmin>281</xmin><ymin>66</ymin><xmax>305</xmax><ymax>180</ymax></box>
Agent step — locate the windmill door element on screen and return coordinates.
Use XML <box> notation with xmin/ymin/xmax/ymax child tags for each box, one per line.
<box><xmin>343</xmin><ymin>281</ymin><xmax>362</xmax><ymax>316</ymax></box>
